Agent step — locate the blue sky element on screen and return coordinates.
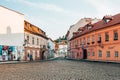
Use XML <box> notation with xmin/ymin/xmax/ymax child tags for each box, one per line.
<box><xmin>0</xmin><ymin>0</ymin><xmax>120</xmax><ymax>40</ymax></box>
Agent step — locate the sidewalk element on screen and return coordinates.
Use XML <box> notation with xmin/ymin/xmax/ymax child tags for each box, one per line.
<box><xmin>66</xmin><ymin>57</ymin><xmax>120</xmax><ymax>64</ymax></box>
<box><xmin>0</xmin><ymin>61</ymin><xmax>28</xmax><ymax>64</ymax></box>
<box><xmin>0</xmin><ymin>58</ymin><xmax>57</xmax><ymax>64</ymax></box>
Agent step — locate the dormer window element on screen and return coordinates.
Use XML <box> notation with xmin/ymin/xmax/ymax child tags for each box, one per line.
<box><xmin>87</xmin><ymin>24</ymin><xmax>92</xmax><ymax>30</ymax></box>
<box><xmin>87</xmin><ymin>25</ymin><xmax>92</xmax><ymax>30</ymax></box>
<box><xmin>73</xmin><ymin>32</ymin><xmax>79</xmax><ymax>37</ymax></box>
<box><xmin>103</xmin><ymin>15</ymin><xmax>113</xmax><ymax>24</ymax></box>
<box><xmin>79</xmin><ymin>30</ymin><xmax>83</xmax><ymax>32</ymax></box>
<box><xmin>106</xmin><ymin>19</ymin><xmax>110</xmax><ymax>23</ymax></box>
<box><xmin>78</xmin><ymin>28</ymin><xmax>83</xmax><ymax>32</ymax></box>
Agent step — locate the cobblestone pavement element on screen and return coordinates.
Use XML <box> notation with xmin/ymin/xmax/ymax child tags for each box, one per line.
<box><xmin>0</xmin><ymin>59</ymin><xmax>120</xmax><ymax>80</ymax></box>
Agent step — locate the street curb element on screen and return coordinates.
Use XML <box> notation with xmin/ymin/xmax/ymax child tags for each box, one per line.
<box><xmin>66</xmin><ymin>58</ymin><xmax>120</xmax><ymax>64</ymax></box>
<box><xmin>0</xmin><ymin>58</ymin><xmax>58</xmax><ymax>64</ymax></box>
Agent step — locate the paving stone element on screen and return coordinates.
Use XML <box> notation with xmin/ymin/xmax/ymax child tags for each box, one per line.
<box><xmin>0</xmin><ymin>59</ymin><xmax>119</xmax><ymax>80</ymax></box>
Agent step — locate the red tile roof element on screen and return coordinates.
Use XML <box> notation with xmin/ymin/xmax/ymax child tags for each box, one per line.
<box><xmin>71</xmin><ymin>13</ymin><xmax>120</xmax><ymax>40</ymax></box>
<box><xmin>24</xmin><ymin>20</ymin><xmax>48</xmax><ymax>40</ymax></box>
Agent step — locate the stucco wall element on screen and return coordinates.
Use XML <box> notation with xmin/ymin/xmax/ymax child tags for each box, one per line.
<box><xmin>70</xmin><ymin>24</ymin><xmax>120</xmax><ymax>61</ymax></box>
<box><xmin>24</xmin><ymin>32</ymin><xmax>48</xmax><ymax>48</ymax></box>
<box><xmin>0</xmin><ymin>6</ymin><xmax>24</xmax><ymax>46</ymax></box>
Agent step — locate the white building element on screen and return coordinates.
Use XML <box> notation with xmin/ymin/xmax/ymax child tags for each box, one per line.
<box><xmin>0</xmin><ymin>5</ymin><xmax>48</xmax><ymax>61</ymax></box>
<box><xmin>58</xmin><ymin>41</ymin><xmax>67</xmax><ymax>57</ymax></box>
<box><xmin>24</xmin><ymin>21</ymin><xmax>48</xmax><ymax>60</ymax></box>
<box><xmin>0</xmin><ymin>6</ymin><xmax>24</xmax><ymax>61</ymax></box>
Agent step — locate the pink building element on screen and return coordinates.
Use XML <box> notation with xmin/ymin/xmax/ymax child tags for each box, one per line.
<box><xmin>70</xmin><ymin>14</ymin><xmax>120</xmax><ymax>62</ymax></box>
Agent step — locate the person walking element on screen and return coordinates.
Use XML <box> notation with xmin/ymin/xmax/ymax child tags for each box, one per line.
<box><xmin>29</xmin><ymin>53</ymin><xmax>33</xmax><ymax>61</ymax></box>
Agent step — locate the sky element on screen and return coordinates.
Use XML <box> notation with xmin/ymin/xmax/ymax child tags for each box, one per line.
<box><xmin>0</xmin><ymin>0</ymin><xmax>120</xmax><ymax>40</ymax></box>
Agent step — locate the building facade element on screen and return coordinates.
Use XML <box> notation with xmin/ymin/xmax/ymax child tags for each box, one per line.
<box><xmin>0</xmin><ymin>5</ymin><xmax>48</xmax><ymax>61</ymax></box>
<box><xmin>24</xmin><ymin>21</ymin><xmax>48</xmax><ymax>60</ymax></box>
<box><xmin>66</xmin><ymin>18</ymin><xmax>100</xmax><ymax>58</ymax></box>
<box><xmin>58</xmin><ymin>40</ymin><xmax>67</xmax><ymax>57</ymax></box>
<box><xmin>0</xmin><ymin>6</ymin><xmax>24</xmax><ymax>61</ymax></box>
<box><xmin>48</xmin><ymin>38</ymin><xmax>55</xmax><ymax>58</ymax></box>
<box><xmin>70</xmin><ymin>14</ymin><xmax>120</xmax><ymax>62</ymax></box>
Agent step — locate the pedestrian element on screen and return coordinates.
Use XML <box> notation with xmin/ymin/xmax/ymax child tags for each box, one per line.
<box><xmin>29</xmin><ymin>53</ymin><xmax>33</xmax><ymax>61</ymax></box>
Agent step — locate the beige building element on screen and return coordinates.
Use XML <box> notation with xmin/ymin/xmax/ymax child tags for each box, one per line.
<box><xmin>24</xmin><ymin>21</ymin><xmax>48</xmax><ymax>60</ymax></box>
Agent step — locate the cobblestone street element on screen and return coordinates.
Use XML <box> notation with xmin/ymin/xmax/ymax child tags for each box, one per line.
<box><xmin>0</xmin><ymin>58</ymin><xmax>120</xmax><ymax>80</ymax></box>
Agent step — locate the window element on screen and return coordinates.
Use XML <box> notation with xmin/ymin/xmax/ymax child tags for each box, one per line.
<box><xmin>83</xmin><ymin>38</ymin><xmax>86</xmax><ymax>45</ymax></box>
<box><xmin>88</xmin><ymin>52</ymin><xmax>90</xmax><ymax>56</ymax></box>
<box><xmin>80</xmin><ymin>52</ymin><xmax>82</xmax><ymax>57</ymax></box>
<box><xmin>77</xmin><ymin>53</ymin><xmax>79</xmax><ymax>57</ymax></box>
<box><xmin>87</xmin><ymin>37</ymin><xmax>90</xmax><ymax>45</ymax></box>
<box><xmin>37</xmin><ymin>38</ymin><xmax>39</xmax><ymax>45</ymax></box>
<box><xmin>43</xmin><ymin>45</ymin><xmax>46</xmax><ymax>49</ymax></box>
<box><xmin>98</xmin><ymin>35</ymin><xmax>101</xmax><ymax>43</ymax></box>
<box><xmin>92</xmin><ymin>52</ymin><xmax>95</xmax><ymax>56</ymax></box>
<box><xmin>115</xmin><ymin>51</ymin><xmax>119</xmax><ymax>57</ymax></box>
<box><xmin>80</xmin><ymin>38</ymin><xmax>82</xmax><ymax>45</ymax></box>
<box><xmin>77</xmin><ymin>40</ymin><xmax>78</xmax><ymax>45</ymax></box>
<box><xmin>106</xmin><ymin>51</ymin><xmax>110</xmax><ymax>57</ymax></box>
<box><xmin>74</xmin><ymin>40</ymin><xmax>76</xmax><ymax>48</ymax></box>
<box><xmin>114</xmin><ymin>30</ymin><xmax>118</xmax><ymax>40</ymax></box>
<box><xmin>105</xmin><ymin>32</ymin><xmax>109</xmax><ymax>41</ymax></box>
<box><xmin>92</xmin><ymin>35</ymin><xmax>95</xmax><ymax>44</ymax></box>
<box><xmin>103</xmin><ymin>19</ymin><xmax>110</xmax><ymax>24</ymax></box>
<box><xmin>32</xmin><ymin>37</ymin><xmax>34</xmax><ymax>45</ymax></box>
<box><xmin>88</xmin><ymin>25</ymin><xmax>92</xmax><ymax>30</ymax></box>
<box><xmin>106</xmin><ymin>19</ymin><xmax>110</xmax><ymax>23</ymax></box>
<box><xmin>27</xmin><ymin>35</ymin><xmax>29</xmax><ymax>43</ymax></box>
<box><xmin>98</xmin><ymin>50</ymin><xmax>102</xmax><ymax>57</ymax></box>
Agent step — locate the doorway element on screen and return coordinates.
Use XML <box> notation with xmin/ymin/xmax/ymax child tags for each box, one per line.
<box><xmin>83</xmin><ymin>49</ymin><xmax>87</xmax><ymax>59</ymax></box>
<box><xmin>41</xmin><ymin>51</ymin><xmax>45</xmax><ymax>60</ymax></box>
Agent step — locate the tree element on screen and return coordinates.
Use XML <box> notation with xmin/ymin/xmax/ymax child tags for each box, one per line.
<box><xmin>54</xmin><ymin>35</ymin><xmax>67</xmax><ymax>43</ymax></box>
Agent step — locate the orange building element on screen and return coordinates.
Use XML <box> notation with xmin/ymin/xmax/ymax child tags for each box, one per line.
<box><xmin>70</xmin><ymin>14</ymin><xmax>120</xmax><ymax>62</ymax></box>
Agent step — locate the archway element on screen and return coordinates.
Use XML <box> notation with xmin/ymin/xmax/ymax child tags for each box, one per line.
<box><xmin>41</xmin><ymin>51</ymin><xmax>45</xmax><ymax>60</ymax></box>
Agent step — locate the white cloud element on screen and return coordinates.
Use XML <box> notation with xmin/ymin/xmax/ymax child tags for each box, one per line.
<box><xmin>9</xmin><ymin>0</ymin><xmax>86</xmax><ymax>18</ymax></box>
<box><xmin>25</xmin><ymin>14</ymin><xmax>69</xmax><ymax>39</ymax></box>
<box><xmin>21</xmin><ymin>0</ymin><xmax>64</xmax><ymax>12</ymax></box>
<box><xmin>86</xmin><ymin>0</ymin><xmax>120</xmax><ymax>18</ymax></box>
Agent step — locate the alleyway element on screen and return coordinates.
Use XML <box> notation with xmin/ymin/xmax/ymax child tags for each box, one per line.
<box><xmin>0</xmin><ymin>58</ymin><xmax>120</xmax><ymax>80</ymax></box>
